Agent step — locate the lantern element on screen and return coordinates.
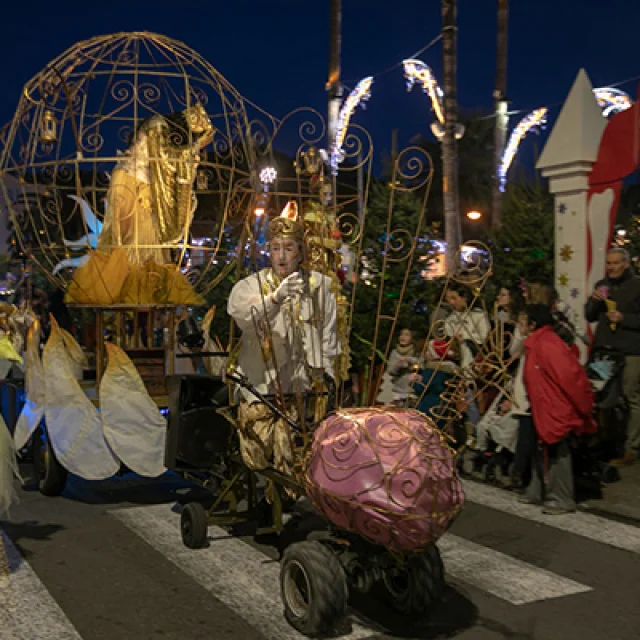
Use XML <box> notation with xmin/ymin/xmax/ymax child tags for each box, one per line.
<box><xmin>196</xmin><ymin>169</ymin><xmax>208</xmax><ymax>191</ymax></box>
<box><xmin>302</xmin><ymin>146</ymin><xmax>322</xmax><ymax>175</ymax></box>
<box><xmin>40</xmin><ymin>109</ymin><xmax>58</xmax><ymax>143</ymax></box>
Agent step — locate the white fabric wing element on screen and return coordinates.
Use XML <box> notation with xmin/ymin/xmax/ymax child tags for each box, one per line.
<box><xmin>100</xmin><ymin>342</ymin><xmax>167</xmax><ymax>478</ymax></box>
<box><xmin>0</xmin><ymin>415</ymin><xmax>19</xmax><ymax>516</ymax></box>
<box><xmin>13</xmin><ymin>322</ymin><xmax>46</xmax><ymax>450</ymax></box>
<box><xmin>43</xmin><ymin>319</ymin><xmax>120</xmax><ymax>480</ymax></box>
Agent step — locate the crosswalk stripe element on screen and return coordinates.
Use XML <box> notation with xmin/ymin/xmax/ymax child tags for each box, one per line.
<box><xmin>462</xmin><ymin>480</ymin><xmax>640</xmax><ymax>555</ymax></box>
<box><xmin>0</xmin><ymin>531</ymin><xmax>82</xmax><ymax>640</ymax></box>
<box><xmin>439</xmin><ymin>533</ymin><xmax>592</xmax><ymax>605</ymax></box>
<box><xmin>112</xmin><ymin>504</ymin><xmax>377</xmax><ymax>640</ymax></box>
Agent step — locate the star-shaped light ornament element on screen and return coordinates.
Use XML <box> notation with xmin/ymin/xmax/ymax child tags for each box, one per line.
<box><xmin>570</xmin><ymin>287</ymin><xmax>580</xmax><ymax>299</ymax></box>
<box><xmin>558</xmin><ymin>203</ymin><xmax>567</xmax><ymax>214</ymax></box>
<box><xmin>560</xmin><ymin>244</ymin><xmax>574</xmax><ymax>262</ymax></box>
<box><xmin>558</xmin><ymin>273</ymin><xmax>569</xmax><ymax>287</ymax></box>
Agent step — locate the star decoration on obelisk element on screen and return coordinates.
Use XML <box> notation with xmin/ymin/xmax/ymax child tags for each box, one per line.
<box><xmin>560</xmin><ymin>244</ymin><xmax>574</xmax><ymax>262</ymax></box>
<box><xmin>558</xmin><ymin>273</ymin><xmax>569</xmax><ymax>287</ymax></box>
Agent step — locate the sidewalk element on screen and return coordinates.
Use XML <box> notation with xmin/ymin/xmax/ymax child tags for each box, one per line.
<box><xmin>579</xmin><ymin>462</ymin><xmax>640</xmax><ymax>524</ymax></box>
<box><xmin>461</xmin><ymin>451</ymin><xmax>640</xmax><ymax>526</ymax></box>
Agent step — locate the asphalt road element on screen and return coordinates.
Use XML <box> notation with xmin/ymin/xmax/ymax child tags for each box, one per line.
<box><xmin>2</xmin><ymin>470</ymin><xmax>640</xmax><ymax>640</ymax></box>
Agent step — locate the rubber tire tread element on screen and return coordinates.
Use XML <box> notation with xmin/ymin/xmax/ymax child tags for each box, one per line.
<box><xmin>384</xmin><ymin>543</ymin><xmax>445</xmax><ymax>615</ymax></box>
<box><xmin>280</xmin><ymin>540</ymin><xmax>348</xmax><ymax>637</ymax></box>
<box><xmin>181</xmin><ymin>502</ymin><xmax>208</xmax><ymax>549</ymax></box>
<box><xmin>36</xmin><ymin>426</ymin><xmax>68</xmax><ymax>497</ymax></box>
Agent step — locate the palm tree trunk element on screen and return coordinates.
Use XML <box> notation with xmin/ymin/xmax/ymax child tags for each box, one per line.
<box><xmin>493</xmin><ymin>0</ymin><xmax>509</xmax><ymax>228</ymax></box>
<box><xmin>442</xmin><ymin>0</ymin><xmax>461</xmax><ymax>270</ymax></box>
<box><xmin>327</xmin><ymin>0</ymin><xmax>343</xmax><ymax>149</ymax></box>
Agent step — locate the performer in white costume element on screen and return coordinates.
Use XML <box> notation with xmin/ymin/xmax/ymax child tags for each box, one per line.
<box><xmin>227</xmin><ymin>215</ymin><xmax>339</xmax><ymax>477</ymax></box>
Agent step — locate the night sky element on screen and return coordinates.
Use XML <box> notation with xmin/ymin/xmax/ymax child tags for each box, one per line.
<box><xmin>2</xmin><ymin>0</ymin><xmax>640</xmax><ymax>172</ymax></box>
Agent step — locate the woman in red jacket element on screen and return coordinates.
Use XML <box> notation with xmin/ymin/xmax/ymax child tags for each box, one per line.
<box><xmin>520</xmin><ymin>304</ymin><xmax>596</xmax><ymax>515</ymax></box>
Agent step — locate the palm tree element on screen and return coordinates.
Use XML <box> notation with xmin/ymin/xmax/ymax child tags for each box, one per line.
<box><xmin>493</xmin><ymin>0</ymin><xmax>509</xmax><ymax>228</ymax></box>
<box><xmin>327</xmin><ymin>0</ymin><xmax>343</xmax><ymax>148</ymax></box>
<box><xmin>441</xmin><ymin>0</ymin><xmax>461</xmax><ymax>268</ymax></box>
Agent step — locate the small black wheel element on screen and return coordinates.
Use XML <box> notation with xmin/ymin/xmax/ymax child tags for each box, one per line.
<box><xmin>33</xmin><ymin>425</ymin><xmax>68</xmax><ymax>497</ymax></box>
<box><xmin>280</xmin><ymin>540</ymin><xmax>348</xmax><ymax>637</ymax></box>
<box><xmin>181</xmin><ymin>502</ymin><xmax>209</xmax><ymax>549</ymax></box>
<box><xmin>380</xmin><ymin>543</ymin><xmax>445</xmax><ymax>615</ymax></box>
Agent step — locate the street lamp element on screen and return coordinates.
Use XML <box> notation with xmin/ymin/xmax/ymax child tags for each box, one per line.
<box><xmin>466</xmin><ymin>210</ymin><xmax>482</xmax><ymax>221</ymax></box>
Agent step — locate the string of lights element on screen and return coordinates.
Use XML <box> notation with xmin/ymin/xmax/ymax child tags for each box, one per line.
<box><xmin>341</xmin><ymin>55</ymin><xmax>637</xmax><ymax>187</ymax></box>
<box><xmin>337</xmin><ymin>37</ymin><xmax>640</xmax><ymax>189</ymax></box>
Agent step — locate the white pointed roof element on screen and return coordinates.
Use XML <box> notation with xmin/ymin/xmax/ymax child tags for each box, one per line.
<box><xmin>537</xmin><ymin>69</ymin><xmax>607</xmax><ymax>170</ymax></box>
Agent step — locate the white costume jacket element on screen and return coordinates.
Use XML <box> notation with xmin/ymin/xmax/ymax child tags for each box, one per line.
<box><xmin>227</xmin><ymin>269</ymin><xmax>340</xmax><ymax>403</ymax></box>
<box><xmin>444</xmin><ymin>308</ymin><xmax>490</xmax><ymax>369</ymax></box>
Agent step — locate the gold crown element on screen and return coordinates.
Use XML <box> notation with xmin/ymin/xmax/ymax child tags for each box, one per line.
<box><xmin>183</xmin><ymin>103</ymin><xmax>212</xmax><ymax>134</ymax></box>
<box><xmin>268</xmin><ymin>217</ymin><xmax>305</xmax><ymax>243</ymax></box>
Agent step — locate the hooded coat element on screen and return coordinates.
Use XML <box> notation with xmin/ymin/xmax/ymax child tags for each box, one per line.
<box><xmin>524</xmin><ymin>326</ymin><xmax>596</xmax><ymax>444</ymax></box>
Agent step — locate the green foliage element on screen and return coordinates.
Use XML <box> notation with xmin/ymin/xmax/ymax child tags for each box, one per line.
<box><xmin>619</xmin><ymin>184</ymin><xmax>640</xmax><ymax>270</ymax></box>
<box><xmin>488</xmin><ymin>181</ymin><xmax>554</xmax><ymax>293</ymax></box>
<box><xmin>413</xmin><ymin>110</ymin><xmax>495</xmax><ymax>227</ymax></box>
<box><xmin>349</xmin><ymin>181</ymin><xmax>440</xmax><ymax>370</ymax></box>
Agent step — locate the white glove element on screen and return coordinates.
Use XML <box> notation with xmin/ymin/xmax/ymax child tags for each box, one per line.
<box><xmin>272</xmin><ymin>272</ymin><xmax>305</xmax><ymax>305</ymax></box>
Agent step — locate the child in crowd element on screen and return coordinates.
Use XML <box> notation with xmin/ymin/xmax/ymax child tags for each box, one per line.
<box><xmin>444</xmin><ymin>282</ymin><xmax>490</xmax><ymax>444</ymax></box>
<box><xmin>377</xmin><ymin>328</ymin><xmax>420</xmax><ymax>406</ymax></box>
<box><xmin>444</xmin><ymin>283</ymin><xmax>490</xmax><ymax>369</ymax></box>
<box><xmin>411</xmin><ymin>339</ymin><xmax>458</xmax><ymax>427</ymax></box>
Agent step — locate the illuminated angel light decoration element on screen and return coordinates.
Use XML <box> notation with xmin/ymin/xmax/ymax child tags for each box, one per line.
<box><xmin>500</xmin><ymin>89</ymin><xmax>633</xmax><ymax>192</ymax></box>
<box><xmin>403</xmin><ymin>58</ymin><xmax>464</xmax><ymax>140</ymax></box>
<box><xmin>330</xmin><ymin>76</ymin><xmax>373</xmax><ymax>174</ymax></box>
<box><xmin>593</xmin><ymin>87</ymin><xmax>633</xmax><ymax>117</ymax></box>
<box><xmin>498</xmin><ymin>107</ymin><xmax>548</xmax><ymax>192</ymax></box>
<box><xmin>403</xmin><ymin>58</ymin><xmax>444</xmax><ymax>124</ymax></box>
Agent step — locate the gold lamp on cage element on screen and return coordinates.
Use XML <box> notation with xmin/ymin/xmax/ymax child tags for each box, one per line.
<box><xmin>196</xmin><ymin>169</ymin><xmax>208</xmax><ymax>191</ymax></box>
<box><xmin>39</xmin><ymin>109</ymin><xmax>57</xmax><ymax>143</ymax></box>
<box><xmin>300</xmin><ymin>146</ymin><xmax>323</xmax><ymax>175</ymax></box>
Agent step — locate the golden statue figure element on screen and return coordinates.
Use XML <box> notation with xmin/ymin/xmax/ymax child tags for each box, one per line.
<box><xmin>98</xmin><ymin>104</ymin><xmax>214</xmax><ymax>265</ymax></box>
<box><xmin>66</xmin><ymin>105</ymin><xmax>212</xmax><ymax>306</ymax></box>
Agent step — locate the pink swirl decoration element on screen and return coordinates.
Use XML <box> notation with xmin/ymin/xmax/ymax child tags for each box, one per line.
<box><xmin>305</xmin><ymin>408</ymin><xmax>464</xmax><ymax>552</ymax></box>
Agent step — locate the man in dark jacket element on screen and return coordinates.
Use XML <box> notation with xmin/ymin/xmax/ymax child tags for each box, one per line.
<box><xmin>585</xmin><ymin>247</ymin><xmax>640</xmax><ymax>466</ymax></box>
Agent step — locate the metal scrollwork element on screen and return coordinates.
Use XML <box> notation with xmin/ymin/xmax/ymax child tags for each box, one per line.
<box><xmin>0</xmin><ymin>31</ymin><xmax>259</xmax><ymax>295</ymax></box>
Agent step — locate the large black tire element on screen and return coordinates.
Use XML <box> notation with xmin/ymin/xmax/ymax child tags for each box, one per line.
<box><xmin>280</xmin><ymin>541</ymin><xmax>348</xmax><ymax>637</ymax></box>
<box><xmin>33</xmin><ymin>426</ymin><xmax>68</xmax><ymax>497</ymax></box>
<box><xmin>380</xmin><ymin>543</ymin><xmax>445</xmax><ymax>615</ymax></box>
<box><xmin>181</xmin><ymin>502</ymin><xmax>209</xmax><ymax>549</ymax></box>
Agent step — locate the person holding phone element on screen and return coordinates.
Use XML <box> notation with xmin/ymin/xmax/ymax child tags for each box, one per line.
<box><xmin>586</xmin><ymin>247</ymin><xmax>640</xmax><ymax>466</ymax></box>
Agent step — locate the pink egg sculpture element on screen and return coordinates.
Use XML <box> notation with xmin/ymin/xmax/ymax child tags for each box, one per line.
<box><xmin>304</xmin><ymin>407</ymin><xmax>464</xmax><ymax>552</ymax></box>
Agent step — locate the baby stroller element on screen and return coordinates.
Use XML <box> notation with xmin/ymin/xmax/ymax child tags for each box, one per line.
<box><xmin>573</xmin><ymin>346</ymin><xmax>627</xmax><ymax>489</ymax></box>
